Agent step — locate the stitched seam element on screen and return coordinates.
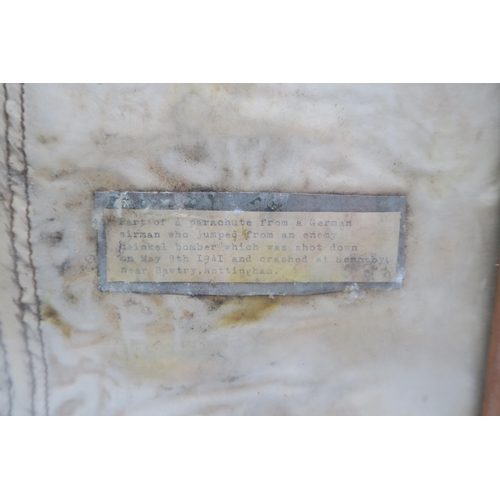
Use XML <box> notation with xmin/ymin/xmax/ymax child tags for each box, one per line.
<box><xmin>3</xmin><ymin>83</ymin><xmax>36</xmax><ymax>416</ymax></box>
<box><xmin>0</xmin><ymin>320</ymin><xmax>13</xmax><ymax>416</ymax></box>
<box><xmin>1</xmin><ymin>87</ymin><xmax>14</xmax><ymax>416</ymax></box>
<box><xmin>20</xmin><ymin>84</ymin><xmax>49</xmax><ymax>416</ymax></box>
<box><xmin>0</xmin><ymin>323</ymin><xmax>13</xmax><ymax>416</ymax></box>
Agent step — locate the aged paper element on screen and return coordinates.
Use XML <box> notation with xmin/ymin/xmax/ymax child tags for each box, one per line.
<box><xmin>104</xmin><ymin>209</ymin><xmax>401</xmax><ymax>283</ymax></box>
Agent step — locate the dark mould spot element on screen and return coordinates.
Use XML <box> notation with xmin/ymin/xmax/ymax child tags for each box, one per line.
<box><xmin>222</xmin><ymin>165</ymin><xmax>232</xmax><ymax>182</ymax></box>
<box><xmin>265</xmin><ymin>202</ymin><xmax>282</xmax><ymax>212</ymax></box>
<box><xmin>207</xmin><ymin>193</ymin><xmax>215</xmax><ymax>209</ymax></box>
<box><xmin>249</xmin><ymin>196</ymin><xmax>262</xmax><ymax>206</ymax></box>
<box><xmin>145</xmin><ymin>159</ymin><xmax>219</xmax><ymax>192</ymax></box>
<box><xmin>93</xmin><ymin>131</ymin><xmax>119</xmax><ymax>146</ymax></box>
<box><xmin>51</xmin><ymin>170</ymin><xmax>71</xmax><ymax>181</ymax></box>
<box><xmin>182</xmin><ymin>197</ymin><xmax>198</xmax><ymax>209</ymax></box>
<box><xmin>191</xmin><ymin>186</ymin><xmax>228</xmax><ymax>193</ymax></box>
<box><xmin>174</xmin><ymin>143</ymin><xmax>208</xmax><ymax>163</ymax></box>
<box><xmin>199</xmin><ymin>296</ymin><xmax>230</xmax><ymax>311</ymax></box>
<box><xmin>41</xmin><ymin>231</ymin><xmax>64</xmax><ymax>246</ymax></box>
<box><xmin>57</xmin><ymin>259</ymin><xmax>71</xmax><ymax>276</ymax></box>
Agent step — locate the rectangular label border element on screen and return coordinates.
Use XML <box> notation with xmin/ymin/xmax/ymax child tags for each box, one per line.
<box><xmin>95</xmin><ymin>191</ymin><xmax>406</xmax><ymax>295</ymax></box>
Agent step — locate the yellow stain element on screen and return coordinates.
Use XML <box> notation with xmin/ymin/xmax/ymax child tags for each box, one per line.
<box><xmin>42</xmin><ymin>304</ymin><xmax>72</xmax><ymax>339</ymax></box>
<box><xmin>216</xmin><ymin>297</ymin><xmax>280</xmax><ymax>327</ymax></box>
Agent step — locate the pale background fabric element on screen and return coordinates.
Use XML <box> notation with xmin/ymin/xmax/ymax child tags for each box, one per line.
<box><xmin>1</xmin><ymin>83</ymin><xmax>500</xmax><ymax>415</ymax></box>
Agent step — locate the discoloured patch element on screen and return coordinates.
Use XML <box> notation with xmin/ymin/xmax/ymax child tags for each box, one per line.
<box><xmin>201</xmin><ymin>296</ymin><xmax>231</xmax><ymax>311</ymax></box>
<box><xmin>41</xmin><ymin>230</ymin><xmax>63</xmax><ymax>246</ymax></box>
<box><xmin>181</xmin><ymin>310</ymin><xmax>194</xmax><ymax>320</ymax></box>
<box><xmin>57</xmin><ymin>259</ymin><xmax>70</xmax><ymax>276</ymax></box>
<box><xmin>146</xmin><ymin>157</ymin><xmax>209</xmax><ymax>192</ymax></box>
<box><xmin>63</xmin><ymin>288</ymin><xmax>78</xmax><ymax>305</ymax></box>
<box><xmin>174</xmin><ymin>143</ymin><xmax>208</xmax><ymax>163</ymax></box>
<box><xmin>144</xmin><ymin>306</ymin><xmax>173</xmax><ymax>341</ymax></box>
<box><xmin>56</xmin><ymin>255</ymin><xmax>97</xmax><ymax>282</ymax></box>
<box><xmin>215</xmin><ymin>297</ymin><xmax>281</xmax><ymax>327</ymax></box>
<box><xmin>37</xmin><ymin>134</ymin><xmax>58</xmax><ymax>144</ymax></box>
<box><xmin>42</xmin><ymin>304</ymin><xmax>72</xmax><ymax>339</ymax></box>
<box><xmin>121</xmin><ymin>352</ymin><xmax>190</xmax><ymax>383</ymax></box>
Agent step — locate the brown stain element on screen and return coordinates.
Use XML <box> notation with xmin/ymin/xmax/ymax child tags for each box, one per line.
<box><xmin>64</xmin><ymin>199</ymin><xmax>86</xmax><ymax>210</ymax></box>
<box><xmin>145</xmin><ymin>157</ymin><xmax>211</xmax><ymax>192</ymax></box>
<box><xmin>144</xmin><ymin>305</ymin><xmax>173</xmax><ymax>342</ymax></box>
<box><xmin>102</xmin><ymin>301</ymin><xmax>122</xmax><ymax>331</ymax></box>
<box><xmin>42</xmin><ymin>304</ymin><xmax>72</xmax><ymax>339</ymax></box>
<box><xmin>55</xmin><ymin>254</ymin><xmax>97</xmax><ymax>283</ymax></box>
<box><xmin>214</xmin><ymin>296</ymin><xmax>281</xmax><ymax>327</ymax></box>
<box><xmin>149</xmin><ymin>295</ymin><xmax>164</xmax><ymax>309</ymax></box>
<box><xmin>181</xmin><ymin>310</ymin><xmax>194</xmax><ymax>320</ymax></box>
